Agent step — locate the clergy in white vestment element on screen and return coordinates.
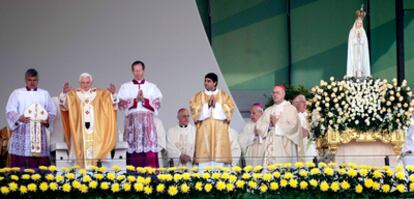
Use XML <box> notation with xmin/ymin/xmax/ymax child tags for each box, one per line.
<box><xmin>59</xmin><ymin>73</ymin><xmax>117</xmax><ymax>168</ymax></box>
<box><xmin>256</xmin><ymin>84</ymin><xmax>304</xmax><ymax>166</ymax></box>
<box><xmin>154</xmin><ymin>116</ymin><xmax>168</xmax><ymax>167</ymax></box>
<box><xmin>238</xmin><ymin>103</ymin><xmax>265</xmax><ymax>166</ymax></box>
<box><xmin>166</xmin><ymin>108</ymin><xmax>196</xmax><ymax>167</ymax></box>
<box><xmin>292</xmin><ymin>94</ymin><xmax>317</xmax><ymax>162</ymax></box>
<box><xmin>118</xmin><ymin>60</ymin><xmax>163</xmax><ymax>168</ymax></box>
<box><xmin>6</xmin><ymin>68</ymin><xmax>56</xmax><ymax>168</ymax></box>
<box><xmin>402</xmin><ymin>114</ymin><xmax>414</xmax><ymax>166</ymax></box>
<box><xmin>229</xmin><ymin>127</ymin><xmax>242</xmax><ymax>166</ymax></box>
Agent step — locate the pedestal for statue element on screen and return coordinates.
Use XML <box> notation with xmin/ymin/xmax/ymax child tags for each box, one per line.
<box><xmin>316</xmin><ymin>129</ymin><xmax>404</xmax><ymax>167</ymax></box>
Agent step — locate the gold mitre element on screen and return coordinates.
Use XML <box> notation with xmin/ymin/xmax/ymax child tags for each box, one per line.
<box><xmin>355</xmin><ymin>6</ymin><xmax>366</xmax><ymax>20</ymax></box>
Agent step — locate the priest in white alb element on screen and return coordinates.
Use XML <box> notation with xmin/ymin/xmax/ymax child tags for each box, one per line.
<box><xmin>292</xmin><ymin>94</ymin><xmax>317</xmax><ymax>162</ymax></box>
<box><xmin>256</xmin><ymin>84</ymin><xmax>304</xmax><ymax>165</ymax></box>
<box><xmin>118</xmin><ymin>60</ymin><xmax>163</xmax><ymax>168</ymax></box>
<box><xmin>238</xmin><ymin>103</ymin><xmax>265</xmax><ymax>166</ymax></box>
<box><xmin>166</xmin><ymin>108</ymin><xmax>196</xmax><ymax>167</ymax></box>
<box><xmin>6</xmin><ymin>68</ymin><xmax>56</xmax><ymax>168</ymax></box>
<box><xmin>59</xmin><ymin>73</ymin><xmax>117</xmax><ymax>168</ymax></box>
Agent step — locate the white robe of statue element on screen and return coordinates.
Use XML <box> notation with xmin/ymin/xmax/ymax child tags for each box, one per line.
<box><xmin>346</xmin><ymin>18</ymin><xmax>371</xmax><ymax>78</ymax></box>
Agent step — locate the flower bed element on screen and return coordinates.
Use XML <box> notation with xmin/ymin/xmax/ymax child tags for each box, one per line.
<box><xmin>2</xmin><ymin>163</ymin><xmax>414</xmax><ymax>198</ymax></box>
<box><xmin>309</xmin><ymin>77</ymin><xmax>414</xmax><ymax>139</ymax></box>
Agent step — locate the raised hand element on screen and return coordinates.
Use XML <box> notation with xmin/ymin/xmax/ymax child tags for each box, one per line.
<box><xmin>107</xmin><ymin>83</ymin><xmax>116</xmax><ymax>94</ymax></box>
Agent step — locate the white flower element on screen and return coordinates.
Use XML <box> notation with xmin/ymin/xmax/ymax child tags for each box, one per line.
<box><xmin>355</xmin><ymin>120</ymin><xmax>359</xmax><ymax>125</ymax></box>
<box><xmin>390</xmin><ymin>96</ymin><xmax>395</xmax><ymax>101</ymax></box>
<box><xmin>330</xmin><ymin>77</ymin><xmax>335</xmax><ymax>81</ymax></box>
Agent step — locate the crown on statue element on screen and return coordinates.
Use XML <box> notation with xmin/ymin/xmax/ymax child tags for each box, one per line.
<box><xmin>355</xmin><ymin>6</ymin><xmax>366</xmax><ymax>20</ymax></box>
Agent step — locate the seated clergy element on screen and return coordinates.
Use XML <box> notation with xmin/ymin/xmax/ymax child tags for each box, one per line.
<box><xmin>166</xmin><ymin>108</ymin><xmax>196</xmax><ymax>167</ymax></box>
<box><xmin>59</xmin><ymin>73</ymin><xmax>117</xmax><ymax>168</ymax></box>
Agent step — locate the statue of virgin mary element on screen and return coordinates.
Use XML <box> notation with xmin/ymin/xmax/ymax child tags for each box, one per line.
<box><xmin>346</xmin><ymin>7</ymin><xmax>371</xmax><ymax>78</ymax></box>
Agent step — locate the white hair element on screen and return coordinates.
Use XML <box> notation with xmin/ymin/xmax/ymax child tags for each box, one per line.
<box><xmin>79</xmin><ymin>73</ymin><xmax>93</xmax><ymax>82</ymax></box>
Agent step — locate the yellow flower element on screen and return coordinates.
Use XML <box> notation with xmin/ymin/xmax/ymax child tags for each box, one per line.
<box><xmin>28</xmin><ymin>183</ymin><xmax>37</xmax><ymax>192</ymax></box>
<box><xmin>111</xmin><ymin>183</ymin><xmax>120</xmax><ymax>193</ymax></box>
<box><xmin>56</xmin><ymin>175</ymin><xmax>64</xmax><ymax>182</ymax></box>
<box><xmin>212</xmin><ymin>173</ymin><xmax>220</xmax><ymax>180</ymax></box>
<box><xmin>330</xmin><ymin>182</ymin><xmax>340</xmax><ymax>192</ymax></box>
<box><xmin>248</xmin><ymin>181</ymin><xmax>257</xmax><ymax>189</ymax></box>
<box><xmin>372</xmin><ymin>182</ymin><xmax>380</xmax><ymax>191</ymax></box>
<box><xmin>89</xmin><ymin>181</ymin><xmax>98</xmax><ymax>189</ymax></box>
<box><xmin>1</xmin><ymin>186</ymin><xmax>10</xmax><ymax>195</ymax></box>
<box><xmin>320</xmin><ymin>181</ymin><xmax>329</xmax><ymax>192</ymax></box>
<box><xmin>242</xmin><ymin>173</ymin><xmax>251</xmax><ymax>180</ymax></box>
<box><xmin>157</xmin><ymin>184</ymin><xmax>165</xmax><ymax>192</ymax></box>
<box><xmin>318</xmin><ymin>162</ymin><xmax>327</xmax><ymax>167</ymax></box>
<box><xmin>195</xmin><ymin>182</ymin><xmax>203</xmax><ymax>191</ymax></box>
<box><xmin>270</xmin><ymin>182</ymin><xmax>279</xmax><ymax>191</ymax></box>
<box><xmin>253</xmin><ymin>173</ymin><xmax>262</xmax><ymax>180</ymax></box>
<box><xmin>79</xmin><ymin>169</ymin><xmax>87</xmax><ymax>175</ymax></box>
<box><xmin>267</xmin><ymin>164</ymin><xmax>277</xmax><ymax>171</ymax></box>
<box><xmin>72</xmin><ymin>181</ymin><xmax>81</xmax><ymax>189</ymax></box>
<box><xmin>236</xmin><ymin>180</ymin><xmax>245</xmax><ymax>188</ymax></box>
<box><xmin>289</xmin><ymin>179</ymin><xmax>298</xmax><ymax>188</ymax></box>
<box><xmin>373</xmin><ymin>170</ymin><xmax>382</xmax><ymax>179</ymax></box>
<box><xmin>181</xmin><ymin>183</ymin><xmax>190</xmax><ymax>193</ymax></box>
<box><xmin>243</xmin><ymin>165</ymin><xmax>252</xmax><ymax>172</ymax></box>
<box><xmin>82</xmin><ymin>175</ymin><xmax>92</xmax><ymax>183</ymax></box>
<box><xmin>62</xmin><ymin>183</ymin><xmax>71</xmax><ymax>192</ymax></box>
<box><xmin>407</xmin><ymin>165</ymin><xmax>414</xmax><ymax>172</ymax></box>
<box><xmin>382</xmin><ymin>184</ymin><xmax>390</xmax><ymax>193</ymax></box>
<box><xmin>337</xmin><ymin>168</ymin><xmax>346</xmax><ymax>175</ymax></box>
<box><xmin>202</xmin><ymin>173</ymin><xmax>211</xmax><ymax>180</ymax></box>
<box><xmin>49</xmin><ymin>182</ymin><xmax>58</xmax><ymax>191</ymax></box>
<box><xmin>183</xmin><ymin>173</ymin><xmax>191</xmax><ymax>180</ymax></box>
<box><xmin>305</xmin><ymin>162</ymin><xmax>316</xmax><ymax>167</ymax></box>
<box><xmin>8</xmin><ymin>182</ymin><xmax>18</xmax><ymax>192</ymax></box>
<box><xmin>309</xmin><ymin>179</ymin><xmax>318</xmax><ymax>187</ymax></box>
<box><xmin>232</xmin><ymin>166</ymin><xmax>242</xmax><ymax>173</ymax></box>
<box><xmin>31</xmin><ymin>174</ymin><xmax>41</xmax><ymax>181</ymax></box>
<box><xmin>116</xmin><ymin>175</ymin><xmax>126</xmax><ymax>181</ymax></box>
<box><xmin>280</xmin><ymin>179</ymin><xmax>288</xmax><ymax>187</ymax></box>
<box><xmin>24</xmin><ymin>169</ymin><xmax>35</xmax><ymax>173</ymax></box>
<box><xmin>410</xmin><ymin>183</ymin><xmax>414</xmax><ymax>191</ymax></box>
<box><xmin>134</xmin><ymin>183</ymin><xmax>144</xmax><ymax>192</ymax></box>
<box><xmin>396</xmin><ymin>171</ymin><xmax>405</xmax><ymax>180</ymax></box>
<box><xmin>396</xmin><ymin>166</ymin><xmax>404</xmax><ymax>172</ymax></box>
<box><xmin>341</xmin><ymin>181</ymin><xmax>350</xmax><ymax>190</ymax></box>
<box><xmin>144</xmin><ymin>177</ymin><xmax>151</xmax><ymax>185</ymax></box>
<box><xmin>324</xmin><ymin>168</ymin><xmax>334</xmax><ymax>176</ymax></box>
<box><xmin>259</xmin><ymin>184</ymin><xmax>268</xmax><ymax>193</ymax></box>
<box><xmin>100</xmin><ymin>182</ymin><xmax>110</xmax><ymax>190</ymax></box>
<box><xmin>127</xmin><ymin>175</ymin><xmax>136</xmax><ymax>183</ymax></box>
<box><xmin>299</xmin><ymin>169</ymin><xmax>308</xmax><ymax>177</ymax></box>
<box><xmin>283</xmin><ymin>172</ymin><xmax>293</xmax><ymax>179</ymax></box>
<box><xmin>126</xmin><ymin>165</ymin><xmax>135</xmax><ymax>171</ymax></box>
<box><xmin>355</xmin><ymin>184</ymin><xmax>363</xmax><ymax>193</ymax></box>
<box><xmin>347</xmin><ymin>169</ymin><xmax>357</xmax><ymax>177</ymax></box>
<box><xmin>80</xmin><ymin>184</ymin><xmax>88</xmax><ymax>193</ymax></box>
<box><xmin>253</xmin><ymin>165</ymin><xmax>263</xmax><ymax>172</ymax></box>
<box><xmin>21</xmin><ymin>174</ymin><xmax>30</xmax><ymax>180</ymax></box>
<box><xmin>45</xmin><ymin>174</ymin><xmax>55</xmax><ymax>181</ymax></box>
<box><xmin>49</xmin><ymin>165</ymin><xmax>57</xmax><ymax>172</ymax></box>
<box><xmin>168</xmin><ymin>185</ymin><xmax>178</xmax><ymax>196</ymax></box>
<box><xmin>107</xmin><ymin>172</ymin><xmax>116</xmax><ymax>181</ymax></box>
<box><xmin>124</xmin><ymin>183</ymin><xmax>131</xmax><ymax>192</ymax></box>
<box><xmin>39</xmin><ymin>182</ymin><xmax>49</xmax><ymax>192</ymax></box>
<box><xmin>192</xmin><ymin>173</ymin><xmax>200</xmax><ymax>179</ymax></box>
<box><xmin>295</xmin><ymin>162</ymin><xmax>304</xmax><ymax>168</ymax></box>
<box><xmin>229</xmin><ymin>175</ymin><xmax>237</xmax><ymax>183</ymax></box>
<box><xmin>284</xmin><ymin>163</ymin><xmax>292</xmax><ymax>168</ymax></box>
<box><xmin>273</xmin><ymin>171</ymin><xmax>281</xmax><ymax>178</ymax></box>
<box><xmin>112</xmin><ymin>165</ymin><xmax>121</xmax><ymax>171</ymax></box>
<box><xmin>11</xmin><ymin>175</ymin><xmax>19</xmax><ymax>181</ymax></box>
<box><xmin>226</xmin><ymin>183</ymin><xmax>235</xmax><ymax>192</ymax></box>
<box><xmin>71</xmin><ymin>165</ymin><xmax>80</xmax><ymax>170</ymax></box>
<box><xmin>385</xmin><ymin>169</ymin><xmax>394</xmax><ymax>177</ymax></box>
<box><xmin>396</xmin><ymin>184</ymin><xmax>406</xmax><ymax>193</ymax></box>
<box><xmin>299</xmin><ymin>181</ymin><xmax>308</xmax><ymax>190</ymax></box>
<box><xmin>328</xmin><ymin>162</ymin><xmax>336</xmax><ymax>167</ymax></box>
<box><xmin>19</xmin><ymin>185</ymin><xmax>28</xmax><ymax>194</ymax></box>
<box><xmin>216</xmin><ymin>181</ymin><xmax>226</xmax><ymax>191</ymax></box>
<box><xmin>310</xmin><ymin>168</ymin><xmax>320</xmax><ymax>175</ymax></box>
<box><xmin>364</xmin><ymin>178</ymin><xmax>373</xmax><ymax>188</ymax></box>
<box><xmin>99</xmin><ymin>166</ymin><xmax>107</xmax><ymax>173</ymax></box>
<box><xmin>66</xmin><ymin>173</ymin><xmax>75</xmax><ymax>180</ymax></box>
<box><xmin>262</xmin><ymin>173</ymin><xmax>272</xmax><ymax>182</ymax></box>
<box><xmin>144</xmin><ymin>186</ymin><xmax>152</xmax><ymax>195</ymax></box>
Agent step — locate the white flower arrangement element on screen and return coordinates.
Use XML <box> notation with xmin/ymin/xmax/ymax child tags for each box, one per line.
<box><xmin>309</xmin><ymin>77</ymin><xmax>414</xmax><ymax>139</ymax></box>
